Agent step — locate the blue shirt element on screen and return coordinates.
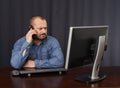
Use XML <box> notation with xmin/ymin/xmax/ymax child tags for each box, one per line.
<box><xmin>10</xmin><ymin>36</ymin><xmax>64</xmax><ymax>69</ymax></box>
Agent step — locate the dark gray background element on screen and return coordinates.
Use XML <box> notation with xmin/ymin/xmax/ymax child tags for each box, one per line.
<box><xmin>0</xmin><ymin>0</ymin><xmax>119</xmax><ymax>67</ymax></box>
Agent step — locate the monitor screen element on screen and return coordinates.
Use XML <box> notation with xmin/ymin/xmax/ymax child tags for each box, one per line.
<box><xmin>65</xmin><ymin>26</ymin><xmax>109</xmax><ymax>68</ymax></box>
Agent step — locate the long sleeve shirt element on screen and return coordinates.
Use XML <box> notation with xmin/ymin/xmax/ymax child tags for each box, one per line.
<box><xmin>10</xmin><ymin>36</ymin><xmax>64</xmax><ymax>69</ymax></box>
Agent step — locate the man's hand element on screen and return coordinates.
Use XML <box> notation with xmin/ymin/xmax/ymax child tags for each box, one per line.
<box><xmin>26</xmin><ymin>29</ymin><xmax>37</xmax><ymax>43</ymax></box>
<box><xmin>23</xmin><ymin>60</ymin><xmax>35</xmax><ymax>68</ymax></box>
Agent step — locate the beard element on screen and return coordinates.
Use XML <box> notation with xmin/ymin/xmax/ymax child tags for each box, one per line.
<box><xmin>32</xmin><ymin>33</ymin><xmax>47</xmax><ymax>41</ymax></box>
<box><xmin>38</xmin><ymin>33</ymin><xmax>47</xmax><ymax>41</ymax></box>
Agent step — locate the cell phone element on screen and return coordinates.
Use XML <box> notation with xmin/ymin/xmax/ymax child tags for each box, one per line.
<box><xmin>29</xmin><ymin>25</ymin><xmax>39</xmax><ymax>40</ymax></box>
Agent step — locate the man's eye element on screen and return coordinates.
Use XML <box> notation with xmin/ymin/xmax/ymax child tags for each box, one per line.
<box><xmin>44</xmin><ymin>27</ymin><xmax>47</xmax><ymax>30</ymax></box>
<box><xmin>38</xmin><ymin>28</ymin><xmax>42</xmax><ymax>30</ymax></box>
<box><xmin>38</xmin><ymin>28</ymin><xmax>47</xmax><ymax>30</ymax></box>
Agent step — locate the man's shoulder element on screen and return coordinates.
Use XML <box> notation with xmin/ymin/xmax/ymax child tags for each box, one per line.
<box><xmin>46</xmin><ymin>36</ymin><xmax>60</xmax><ymax>45</ymax></box>
<box><xmin>47</xmin><ymin>35</ymin><xmax>57</xmax><ymax>41</ymax></box>
<box><xmin>15</xmin><ymin>36</ymin><xmax>26</xmax><ymax>43</ymax></box>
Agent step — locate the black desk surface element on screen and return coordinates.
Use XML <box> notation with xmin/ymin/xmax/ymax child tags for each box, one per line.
<box><xmin>0</xmin><ymin>66</ymin><xmax>120</xmax><ymax>88</ymax></box>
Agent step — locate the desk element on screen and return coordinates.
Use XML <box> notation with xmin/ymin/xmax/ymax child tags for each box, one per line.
<box><xmin>0</xmin><ymin>66</ymin><xmax>120</xmax><ymax>88</ymax></box>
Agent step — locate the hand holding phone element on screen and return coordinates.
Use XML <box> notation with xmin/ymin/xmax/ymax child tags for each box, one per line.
<box><xmin>29</xmin><ymin>25</ymin><xmax>39</xmax><ymax>40</ymax></box>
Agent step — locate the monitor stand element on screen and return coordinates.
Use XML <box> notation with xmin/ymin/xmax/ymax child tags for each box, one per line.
<box><xmin>75</xmin><ymin>36</ymin><xmax>106</xmax><ymax>83</ymax></box>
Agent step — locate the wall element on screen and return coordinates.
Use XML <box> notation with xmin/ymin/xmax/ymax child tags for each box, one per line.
<box><xmin>0</xmin><ymin>0</ymin><xmax>120</xmax><ymax>67</ymax></box>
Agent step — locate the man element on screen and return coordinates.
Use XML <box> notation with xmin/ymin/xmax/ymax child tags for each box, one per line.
<box><xmin>10</xmin><ymin>16</ymin><xmax>64</xmax><ymax>69</ymax></box>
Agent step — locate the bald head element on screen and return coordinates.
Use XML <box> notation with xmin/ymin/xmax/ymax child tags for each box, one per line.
<box><xmin>30</xmin><ymin>16</ymin><xmax>47</xmax><ymax>26</ymax></box>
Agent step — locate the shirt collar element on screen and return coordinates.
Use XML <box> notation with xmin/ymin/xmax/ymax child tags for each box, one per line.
<box><xmin>32</xmin><ymin>36</ymin><xmax>47</xmax><ymax>46</ymax></box>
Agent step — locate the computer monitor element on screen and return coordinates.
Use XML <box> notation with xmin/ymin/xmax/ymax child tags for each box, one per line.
<box><xmin>65</xmin><ymin>25</ymin><xmax>109</xmax><ymax>83</ymax></box>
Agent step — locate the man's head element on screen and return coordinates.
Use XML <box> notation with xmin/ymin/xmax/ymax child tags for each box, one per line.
<box><xmin>30</xmin><ymin>16</ymin><xmax>47</xmax><ymax>41</ymax></box>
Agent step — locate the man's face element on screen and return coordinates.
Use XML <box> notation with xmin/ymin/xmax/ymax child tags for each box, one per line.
<box><xmin>32</xmin><ymin>18</ymin><xmax>47</xmax><ymax>41</ymax></box>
